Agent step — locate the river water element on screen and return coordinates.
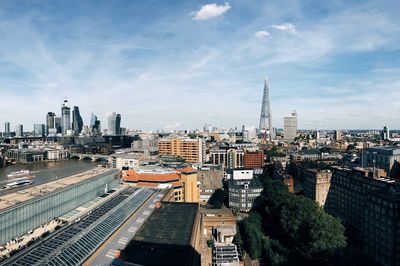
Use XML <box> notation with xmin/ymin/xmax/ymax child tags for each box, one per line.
<box><xmin>0</xmin><ymin>159</ymin><xmax>99</xmax><ymax>195</ymax></box>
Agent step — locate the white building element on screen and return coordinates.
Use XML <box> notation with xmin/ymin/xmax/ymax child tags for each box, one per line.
<box><xmin>284</xmin><ymin>110</ymin><xmax>297</xmax><ymax>141</ymax></box>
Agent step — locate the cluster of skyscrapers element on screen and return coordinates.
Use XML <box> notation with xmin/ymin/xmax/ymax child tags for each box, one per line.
<box><xmin>4</xmin><ymin>98</ymin><xmax>122</xmax><ymax>137</ymax></box>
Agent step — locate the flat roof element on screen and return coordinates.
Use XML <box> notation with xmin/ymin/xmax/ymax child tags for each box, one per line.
<box><xmin>0</xmin><ymin>168</ymin><xmax>117</xmax><ymax>212</ymax></box>
<box><xmin>132</xmin><ymin>202</ymin><xmax>198</xmax><ymax>246</ymax></box>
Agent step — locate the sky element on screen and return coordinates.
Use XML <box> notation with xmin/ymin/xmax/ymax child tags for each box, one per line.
<box><xmin>0</xmin><ymin>0</ymin><xmax>399</xmax><ymax>131</ymax></box>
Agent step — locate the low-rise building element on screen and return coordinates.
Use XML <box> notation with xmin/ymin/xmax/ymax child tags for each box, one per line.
<box><xmin>198</xmin><ymin>169</ymin><xmax>224</xmax><ymax>204</ymax></box>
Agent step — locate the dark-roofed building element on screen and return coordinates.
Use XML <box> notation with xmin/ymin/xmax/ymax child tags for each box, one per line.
<box><xmin>121</xmin><ymin>202</ymin><xmax>201</xmax><ymax>266</ymax></box>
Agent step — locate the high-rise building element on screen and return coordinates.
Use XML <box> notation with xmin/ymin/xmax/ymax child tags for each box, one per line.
<box><xmin>334</xmin><ymin>130</ymin><xmax>342</xmax><ymax>141</ymax></box>
<box><xmin>4</xmin><ymin>122</ymin><xmax>10</xmax><ymax>137</ymax></box>
<box><xmin>46</xmin><ymin>112</ymin><xmax>56</xmax><ymax>135</ymax></box>
<box><xmin>61</xmin><ymin>98</ymin><xmax>71</xmax><ymax>135</ymax></box>
<box><xmin>382</xmin><ymin>126</ymin><xmax>390</xmax><ymax>140</ymax></box>
<box><xmin>284</xmin><ymin>110</ymin><xmax>297</xmax><ymax>141</ymax></box>
<box><xmin>116</xmin><ymin>114</ymin><xmax>121</xmax><ymax>135</ymax></box>
<box><xmin>107</xmin><ymin>112</ymin><xmax>121</xmax><ymax>135</ymax></box>
<box><xmin>158</xmin><ymin>138</ymin><xmax>204</xmax><ymax>163</ymax></box>
<box><xmin>15</xmin><ymin>124</ymin><xmax>23</xmax><ymax>137</ymax></box>
<box><xmin>54</xmin><ymin>117</ymin><xmax>62</xmax><ymax>134</ymax></box>
<box><xmin>33</xmin><ymin>124</ymin><xmax>45</xmax><ymax>137</ymax></box>
<box><xmin>72</xmin><ymin>106</ymin><xmax>83</xmax><ymax>135</ymax></box>
<box><xmin>259</xmin><ymin>79</ymin><xmax>273</xmax><ymax>141</ymax></box>
<box><xmin>90</xmin><ymin>113</ymin><xmax>101</xmax><ymax>134</ymax></box>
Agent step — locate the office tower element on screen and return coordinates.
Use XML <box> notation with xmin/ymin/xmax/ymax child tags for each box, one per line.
<box><xmin>158</xmin><ymin>138</ymin><xmax>204</xmax><ymax>163</ymax></box>
<box><xmin>381</xmin><ymin>126</ymin><xmax>390</xmax><ymax>140</ymax></box>
<box><xmin>15</xmin><ymin>124</ymin><xmax>23</xmax><ymax>137</ymax></box>
<box><xmin>106</xmin><ymin>112</ymin><xmax>117</xmax><ymax>135</ymax></box>
<box><xmin>54</xmin><ymin>117</ymin><xmax>62</xmax><ymax>134</ymax></box>
<box><xmin>116</xmin><ymin>114</ymin><xmax>121</xmax><ymax>135</ymax></box>
<box><xmin>90</xmin><ymin>113</ymin><xmax>101</xmax><ymax>134</ymax></box>
<box><xmin>34</xmin><ymin>124</ymin><xmax>45</xmax><ymax>137</ymax></box>
<box><xmin>61</xmin><ymin>98</ymin><xmax>71</xmax><ymax>135</ymax></box>
<box><xmin>334</xmin><ymin>130</ymin><xmax>342</xmax><ymax>141</ymax></box>
<box><xmin>4</xmin><ymin>122</ymin><xmax>10</xmax><ymax>137</ymax></box>
<box><xmin>284</xmin><ymin>110</ymin><xmax>297</xmax><ymax>141</ymax></box>
<box><xmin>259</xmin><ymin>79</ymin><xmax>273</xmax><ymax>141</ymax></box>
<box><xmin>72</xmin><ymin>106</ymin><xmax>83</xmax><ymax>135</ymax></box>
<box><xmin>46</xmin><ymin>112</ymin><xmax>56</xmax><ymax>135</ymax></box>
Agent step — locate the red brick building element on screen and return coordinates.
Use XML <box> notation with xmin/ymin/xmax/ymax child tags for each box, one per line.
<box><xmin>244</xmin><ymin>151</ymin><xmax>264</xmax><ymax>169</ymax></box>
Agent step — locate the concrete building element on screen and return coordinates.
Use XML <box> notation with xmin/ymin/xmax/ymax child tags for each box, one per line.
<box><xmin>303</xmin><ymin>169</ymin><xmax>332</xmax><ymax>207</ymax></box>
<box><xmin>283</xmin><ymin>110</ymin><xmax>297</xmax><ymax>141</ymax></box>
<box><xmin>198</xmin><ymin>169</ymin><xmax>224</xmax><ymax>204</ymax></box>
<box><xmin>361</xmin><ymin>146</ymin><xmax>400</xmax><ymax>179</ymax></box>
<box><xmin>131</xmin><ymin>138</ymin><xmax>159</xmax><ymax>158</ymax></box>
<box><xmin>158</xmin><ymin>138</ymin><xmax>204</xmax><ymax>163</ymax></box>
<box><xmin>210</xmin><ymin>148</ymin><xmax>244</xmax><ymax>169</ymax></box>
<box><xmin>228</xmin><ymin>169</ymin><xmax>263</xmax><ymax>212</ymax></box>
<box><xmin>111</xmin><ymin>153</ymin><xmax>140</xmax><ymax>169</ymax></box>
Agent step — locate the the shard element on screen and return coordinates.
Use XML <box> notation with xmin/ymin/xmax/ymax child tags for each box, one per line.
<box><xmin>259</xmin><ymin>79</ymin><xmax>273</xmax><ymax>141</ymax></box>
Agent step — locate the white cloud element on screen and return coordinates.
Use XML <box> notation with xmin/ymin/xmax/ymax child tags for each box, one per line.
<box><xmin>254</xmin><ymin>30</ymin><xmax>270</xmax><ymax>39</ymax></box>
<box><xmin>192</xmin><ymin>3</ymin><xmax>231</xmax><ymax>21</ymax></box>
<box><xmin>272</xmin><ymin>23</ymin><xmax>297</xmax><ymax>34</ymax></box>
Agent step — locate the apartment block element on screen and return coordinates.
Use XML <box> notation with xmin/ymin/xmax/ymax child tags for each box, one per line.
<box><xmin>303</xmin><ymin>169</ymin><xmax>332</xmax><ymax>207</ymax></box>
<box><xmin>158</xmin><ymin>138</ymin><xmax>204</xmax><ymax>163</ymax></box>
<box><xmin>326</xmin><ymin>166</ymin><xmax>399</xmax><ymax>266</ymax></box>
<box><xmin>243</xmin><ymin>150</ymin><xmax>264</xmax><ymax>169</ymax></box>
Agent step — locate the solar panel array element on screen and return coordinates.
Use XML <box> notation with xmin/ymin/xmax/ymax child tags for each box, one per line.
<box><xmin>6</xmin><ymin>187</ymin><xmax>154</xmax><ymax>266</ymax></box>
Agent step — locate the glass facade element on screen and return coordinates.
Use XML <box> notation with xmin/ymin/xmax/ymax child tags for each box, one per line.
<box><xmin>0</xmin><ymin>170</ymin><xmax>119</xmax><ymax>244</ymax></box>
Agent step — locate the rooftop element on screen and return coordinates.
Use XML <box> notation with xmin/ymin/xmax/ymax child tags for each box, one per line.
<box><xmin>0</xmin><ymin>168</ymin><xmax>117</xmax><ymax>211</ymax></box>
<box><xmin>123</xmin><ymin>202</ymin><xmax>200</xmax><ymax>266</ymax></box>
<box><xmin>132</xmin><ymin>202</ymin><xmax>198</xmax><ymax>246</ymax></box>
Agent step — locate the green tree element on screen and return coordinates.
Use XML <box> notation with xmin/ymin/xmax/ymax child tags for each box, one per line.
<box><xmin>279</xmin><ymin>196</ymin><xmax>346</xmax><ymax>259</ymax></box>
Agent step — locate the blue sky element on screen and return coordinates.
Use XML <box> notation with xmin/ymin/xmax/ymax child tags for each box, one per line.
<box><xmin>0</xmin><ymin>0</ymin><xmax>399</xmax><ymax>131</ymax></box>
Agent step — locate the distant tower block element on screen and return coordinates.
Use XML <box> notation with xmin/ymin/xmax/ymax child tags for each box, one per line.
<box><xmin>259</xmin><ymin>79</ymin><xmax>273</xmax><ymax>141</ymax></box>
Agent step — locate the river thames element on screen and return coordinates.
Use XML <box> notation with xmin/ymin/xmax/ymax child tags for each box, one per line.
<box><xmin>0</xmin><ymin>159</ymin><xmax>99</xmax><ymax>195</ymax></box>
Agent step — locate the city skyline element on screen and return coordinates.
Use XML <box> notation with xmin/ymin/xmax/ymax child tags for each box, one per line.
<box><xmin>0</xmin><ymin>0</ymin><xmax>399</xmax><ymax>130</ymax></box>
